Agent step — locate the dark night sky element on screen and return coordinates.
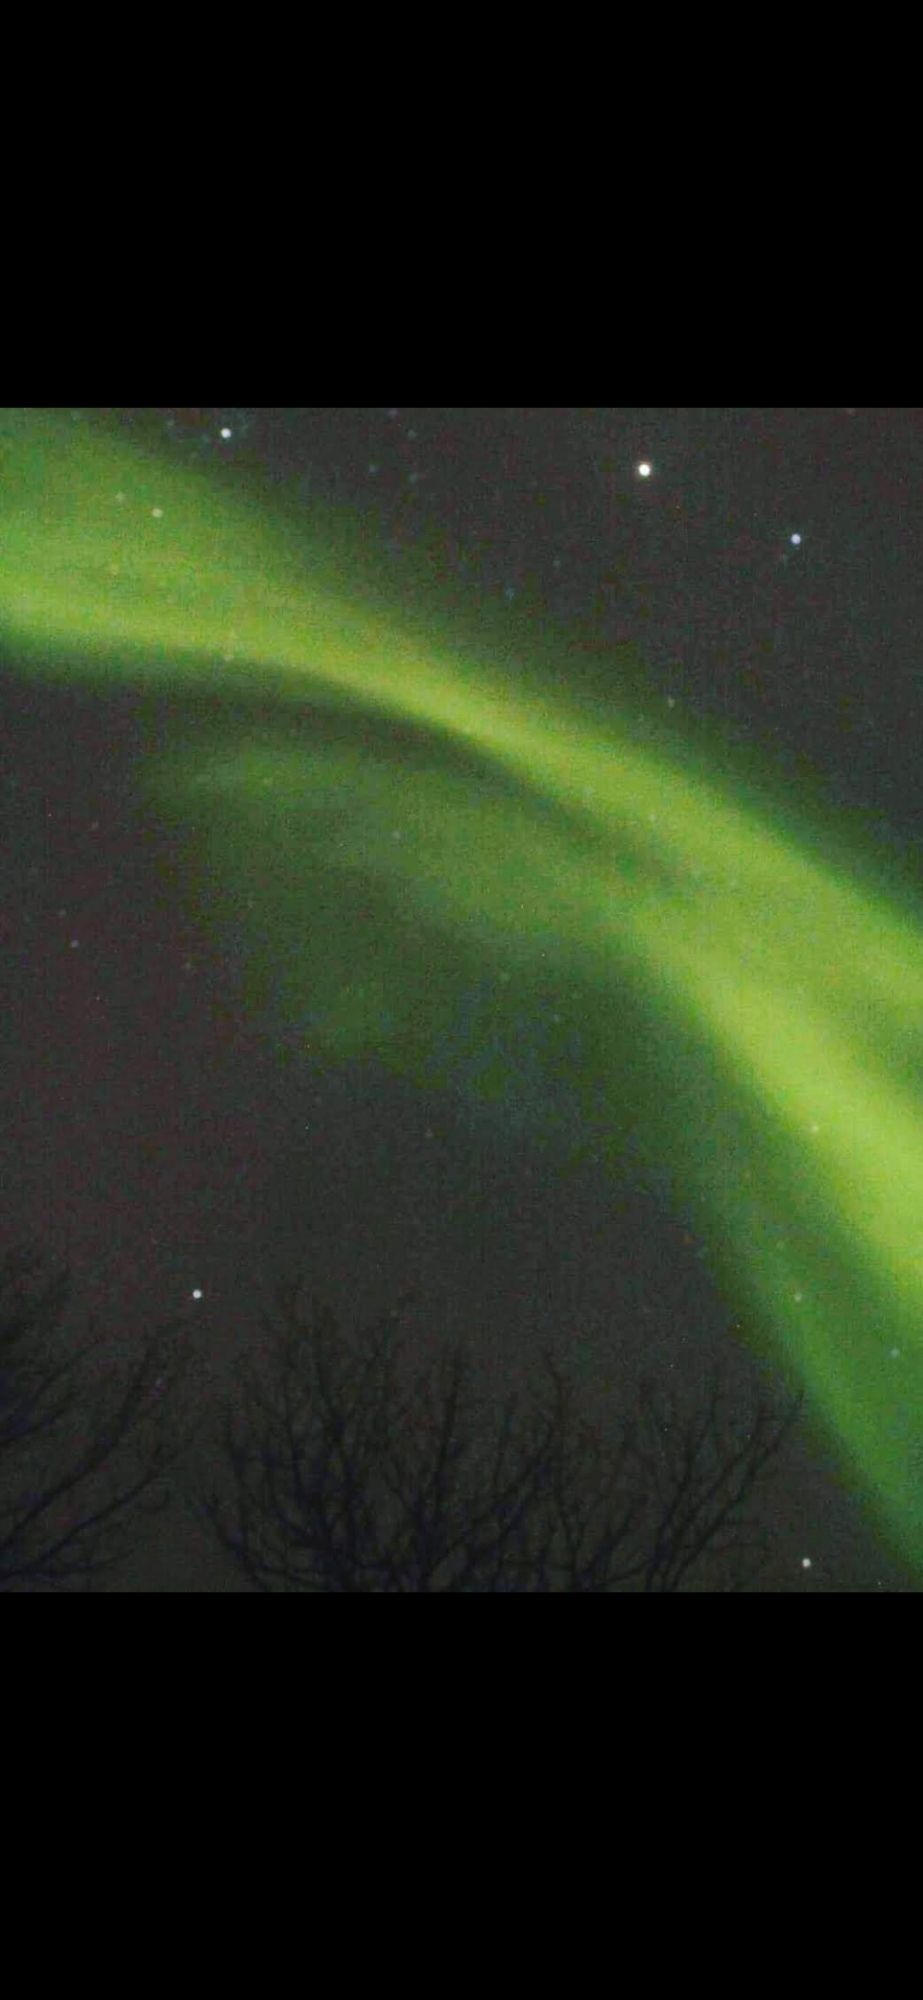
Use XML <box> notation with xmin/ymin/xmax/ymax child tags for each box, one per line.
<box><xmin>3</xmin><ymin>405</ymin><xmax>923</xmax><ymax>1590</ymax></box>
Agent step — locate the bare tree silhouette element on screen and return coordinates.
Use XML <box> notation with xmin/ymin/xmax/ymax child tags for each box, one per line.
<box><xmin>0</xmin><ymin>1240</ymin><xmax>199</xmax><ymax>1590</ymax></box>
<box><xmin>197</xmin><ymin>1280</ymin><xmax>802</xmax><ymax>1591</ymax></box>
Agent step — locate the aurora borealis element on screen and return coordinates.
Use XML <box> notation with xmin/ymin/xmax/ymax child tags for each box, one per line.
<box><xmin>3</xmin><ymin>405</ymin><xmax>922</xmax><ymax>1581</ymax></box>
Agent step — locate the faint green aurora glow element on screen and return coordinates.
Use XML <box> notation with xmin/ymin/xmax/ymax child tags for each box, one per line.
<box><xmin>3</xmin><ymin>407</ymin><xmax>923</xmax><ymax>1570</ymax></box>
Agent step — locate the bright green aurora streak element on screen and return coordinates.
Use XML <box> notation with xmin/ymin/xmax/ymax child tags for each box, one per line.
<box><xmin>3</xmin><ymin>408</ymin><xmax>923</xmax><ymax>1572</ymax></box>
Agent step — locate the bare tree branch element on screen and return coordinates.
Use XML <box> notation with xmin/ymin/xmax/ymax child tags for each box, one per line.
<box><xmin>0</xmin><ymin>1240</ymin><xmax>201</xmax><ymax>1590</ymax></box>
<box><xmin>197</xmin><ymin>1280</ymin><xmax>802</xmax><ymax>1591</ymax></box>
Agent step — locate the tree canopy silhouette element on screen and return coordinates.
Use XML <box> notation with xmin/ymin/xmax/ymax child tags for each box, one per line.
<box><xmin>0</xmin><ymin>1240</ymin><xmax>198</xmax><ymax>1590</ymax></box>
<box><xmin>197</xmin><ymin>1280</ymin><xmax>803</xmax><ymax>1591</ymax></box>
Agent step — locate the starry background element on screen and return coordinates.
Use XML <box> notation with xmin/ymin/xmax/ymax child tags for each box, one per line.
<box><xmin>2</xmin><ymin>405</ymin><xmax>922</xmax><ymax>1590</ymax></box>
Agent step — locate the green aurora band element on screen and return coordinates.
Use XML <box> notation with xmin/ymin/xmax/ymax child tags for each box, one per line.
<box><xmin>3</xmin><ymin>408</ymin><xmax>923</xmax><ymax>1571</ymax></box>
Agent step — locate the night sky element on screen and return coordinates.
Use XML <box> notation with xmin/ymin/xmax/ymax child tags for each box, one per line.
<box><xmin>3</xmin><ymin>405</ymin><xmax>923</xmax><ymax>1590</ymax></box>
